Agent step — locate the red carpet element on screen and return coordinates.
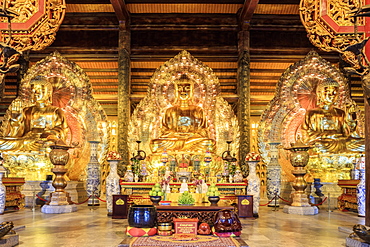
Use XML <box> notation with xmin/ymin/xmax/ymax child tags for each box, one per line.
<box><xmin>130</xmin><ymin>235</ymin><xmax>240</xmax><ymax>247</ymax></box>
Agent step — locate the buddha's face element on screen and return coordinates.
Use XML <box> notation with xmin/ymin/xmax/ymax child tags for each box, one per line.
<box><xmin>318</xmin><ymin>85</ymin><xmax>338</xmax><ymax>106</ymax></box>
<box><xmin>177</xmin><ymin>83</ymin><xmax>192</xmax><ymax>101</ymax></box>
<box><xmin>31</xmin><ymin>83</ymin><xmax>51</xmax><ymax>104</ymax></box>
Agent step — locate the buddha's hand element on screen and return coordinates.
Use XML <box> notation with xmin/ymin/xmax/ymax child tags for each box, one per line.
<box><xmin>10</xmin><ymin>99</ymin><xmax>23</xmax><ymax>120</ymax></box>
<box><xmin>42</xmin><ymin>134</ymin><xmax>60</xmax><ymax>146</ymax></box>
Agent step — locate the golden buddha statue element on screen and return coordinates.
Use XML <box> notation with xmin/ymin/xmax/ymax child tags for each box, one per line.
<box><xmin>301</xmin><ymin>78</ymin><xmax>364</xmax><ymax>153</ymax></box>
<box><xmin>0</xmin><ymin>76</ymin><xmax>68</xmax><ymax>151</ymax></box>
<box><xmin>150</xmin><ymin>76</ymin><xmax>215</xmax><ymax>153</ymax></box>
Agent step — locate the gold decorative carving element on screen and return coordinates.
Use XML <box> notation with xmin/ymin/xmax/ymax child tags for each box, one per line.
<box><xmin>117</xmin><ymin>48</ymin><xmax>130</xmax><ymax>175</ymax></box>
<box><xmin>157</xmin><ymin>211</ymin><xmax>218</xmax><ymax>225</ymax></box>
<box><xmin>0</xmin><ymin>0</ymin><xmax>66</xmax><ymax>51</ymax></box>
<box><xmin>299</xmin><ymin>0</ymin><xmax>364</xmax><ymax>53</ymax></box>
<box><xmin>241</xmin><ymin>199</ymin><xmax>249</xmax><ymax>205</ymax></box>
<box><xmin>116</xmin><ymin>198</ymin><xmax>125</xmax><ymax>205</ymax></box>
<box><xmin>238</xmin><ymin>51</ymin><xmax>251</xmax><ymax>162</ymax></box>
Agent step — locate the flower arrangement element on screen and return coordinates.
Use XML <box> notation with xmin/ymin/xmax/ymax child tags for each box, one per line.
<box><xmin>193</xmin><ymin>179</ymin><xmax>203</xmax><ymax>187</ymax></box>
<box><xmin>107</xmin><ymin>151</ymin><xmax>122</xmax><ymax>160</ymax></box>
<box><xmin>245</xmin><ymin>152</ymin><xmax>261</xmax><ymax>161</ymax></box>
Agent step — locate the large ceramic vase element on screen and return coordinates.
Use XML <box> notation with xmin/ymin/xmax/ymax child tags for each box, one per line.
<box><xmin>0</xmin><ymin>171</ymin><xmax>6</xmax><ymax>214</ymax></box>
<box><xmin>106</xmin><ymin>160</ymin><xmax>121</xmax><ymax>215</ymax></box>
<box><xmin>266</xmin><ymin>142</ymin><xmax>281</xmax><ymax>207</ymax></box>
<box><xmin>246</xmin><ymin>161</ymin><xmax>260</xmax><ymax>217</ymax></box>
<box><xmin>357</xmin><ymin>155</ymin><xmax>366</xmax><ymax>217</ymax></box>
<box><xmin>86</xmin><ymin>141</ymin><xmax>101</xmax><ymax>206</ymax></box>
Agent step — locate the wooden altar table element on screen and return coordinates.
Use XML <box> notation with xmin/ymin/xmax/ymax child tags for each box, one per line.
<box><xmin>3</xmin><ymin>177</ymin><xmax>25</xmax><ymax>211</ymax></box>
<box><xmin>120</xmin><ymin>182</ymin><xmax>247</xmax><ymax>203</ymax></box>
<box><xmin>155</xmin><ymin>203</ymin><xmax>235</xmax><ymax>225</ymax></box>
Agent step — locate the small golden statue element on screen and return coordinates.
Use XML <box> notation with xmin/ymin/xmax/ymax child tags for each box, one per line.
<box><xmin>0</xmin><ymin>76</ymin><xmax>68</xmax><ymax>151</ymax></box>
<box><xmin>301</xmin><ymin>78</ymin><xmax>364</xmax><ymax>153</ymax></box>
<box><xmin>150</xmin><ymin>75</ymin><xmax>215</xmax><ymax>153</ymax></box>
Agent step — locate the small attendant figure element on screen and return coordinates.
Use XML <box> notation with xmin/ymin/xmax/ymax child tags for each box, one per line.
<box><xmin>233</xmin><ymin>170</ymin><xmax>243</xmax><ymax>182</ymax></box>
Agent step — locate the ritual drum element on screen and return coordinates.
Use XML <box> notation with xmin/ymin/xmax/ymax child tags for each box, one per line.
<box><xmin>128</xmin><ymin>205</ymin><xmax>157</xmax><ymax>228</ymax></box>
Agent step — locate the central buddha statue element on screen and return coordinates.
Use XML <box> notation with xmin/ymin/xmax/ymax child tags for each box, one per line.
<box><xmin>0</xmin><ymin>76</ymin><xmax>68</xmax><ymax>151</ymax></box>
<box><xmin>301</xmin><ymin>78</ymin><xmax>364</xmax><ymax>153</ymax></box>
<box><xmin>150</xmin><ymin>76</ymin><xmax>215</xmax><ymax>153</ymax></box>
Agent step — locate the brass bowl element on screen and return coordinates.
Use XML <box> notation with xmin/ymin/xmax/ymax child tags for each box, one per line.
<box><xmin>208</xmin><ymin>196</ymin><xmax>220</xmax><ymax>206</ymax></box>
<box><xmin>158</xmin><ymin>222</ymin><xmax>172</xmax><ymax>231</ymax></box>
<box><xmin>150</xmin><ymin>196</ymin><xmax>162</xmax><ymax>206</ymax></box>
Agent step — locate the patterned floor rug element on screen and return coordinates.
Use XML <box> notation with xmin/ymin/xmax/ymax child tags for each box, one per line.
<box><xmin>130</xmin><ymin>235</ymin><xmax>240</xmax><ymax>247</ymax></box>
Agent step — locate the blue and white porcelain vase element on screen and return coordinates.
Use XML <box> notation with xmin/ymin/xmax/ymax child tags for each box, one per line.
<box><xmin>357</xmin><ymin>168</ymin><xmax>366</xmax><ymax>217</ymax></box>
<box><xmin>86</xmin><ymin>141</ymin><xmax>101</xmax><ymax>206</ymax></box>
<box><xmin>106</xmin><ymin>160</ymin><xmax>121</xmax><ymax>215</ymax></box>
<box><xmin>247</xmin><ymin>161</ymin><xmax>261</xmax><ymax>217</ymax></box>
<box><xmin>356</xmin><ymin>155</ymin><xmax>365</xmax><ymax>217</ymax></box>
<box><xmin>0</xmin><ymin>170</ymin><xmax>6</xmax><ymax>214</ymax></box>
<box><xmin>266</xmin><ymin>142</ymin><xmax>281</xmax><ymax>207</ymax></box>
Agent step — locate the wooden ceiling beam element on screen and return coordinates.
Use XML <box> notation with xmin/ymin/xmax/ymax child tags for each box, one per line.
<box><xmin>125</xmin><ymin>0</ymin><xmax>243</xmax><ymax>3</ymax></box>
<box><xmin>238</xmin><ymin>0</ymin><xmax>260</xmax><ymax>29</ymax></box>
<box><xmin>110</xmin><ymin>0</ymin><xmax>130</xmax><ymax>23</ymax></box>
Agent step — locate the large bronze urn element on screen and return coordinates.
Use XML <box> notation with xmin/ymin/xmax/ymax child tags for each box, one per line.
<box><xmin>285</xmin><ymin>137</ymin><xmax>312</xmax><ymax>207</ymax></box>
<box><xmin>47</xmin><ymin>142</ymin><xmax>72</xmax><ymax>206</ymax></box>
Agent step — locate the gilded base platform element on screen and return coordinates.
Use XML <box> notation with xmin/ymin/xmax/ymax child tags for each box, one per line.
<box><xmin>346</xmin><ymin>237</ymin><xmax>370</xmax><ymax>247</ymax></box>
<box><xmin>283</xmin><ymin>205</ymin><xmax>318</xmax><ymax>215</ymax></box>
<box><xmin>0</xmin><ymin>234</ymin><xmax>19</xmax><ymax>247</ymax></box>
<box><xmin>41</xmin><ymin>204</ymin><xmax>77</xmax><ymax>214</ymax></box>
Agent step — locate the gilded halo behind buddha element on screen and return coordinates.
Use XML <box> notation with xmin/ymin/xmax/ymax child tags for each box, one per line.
<box><xmin>129</xmin><ymin>51</ymin><xmax>239</xmax><ymax>173</ymax></box>
<box><xmin>258</xmin><ymin>51</ymin><xmax>364</xmax><ymax>182</ymax></box>
<box><xmin>0</xmin><ymin>51</ymin><xmax>109</xmax><ymax>181</ymax></box>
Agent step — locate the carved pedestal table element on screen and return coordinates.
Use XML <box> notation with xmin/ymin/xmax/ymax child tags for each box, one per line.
<box><xmin>155</xmin><ymin>203</ymin><xmax>235</xmax><ymax>226</ymax></box>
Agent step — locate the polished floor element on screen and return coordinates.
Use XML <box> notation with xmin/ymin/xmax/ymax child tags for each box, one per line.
<box><xmin>0</xmin><ymin>202</ymin><xmax>363</xmax><ymax>247</ymax></box>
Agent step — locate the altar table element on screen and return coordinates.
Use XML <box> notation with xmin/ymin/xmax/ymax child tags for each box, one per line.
<box><xmin>120</xmin><ymin>182</ymin><xmax>247</xmax><ymax>203</ymax></box>
<box><xmin>155</xmin><ymin>203</ymin><xmax>235</xmax><ymax>225</ymax></box>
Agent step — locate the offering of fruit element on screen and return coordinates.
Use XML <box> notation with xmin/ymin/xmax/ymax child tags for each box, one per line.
<box><xmin>148</xmin><ymin>183</ymin><xmax>163</xmax><ymax>197</ymax></box>
<box><xmin>206</xmin><ymin>184</ymin><xmax>220</xmax><ymax>197</ymax></box>
<box><xmin>178</xmin><ymin>191</ymin><xmax>195</xmax><ymax>205</ymax></box>
<box><xmin>107</xmin><ymin>151</ymin><xmax>122</xmax><ymax>160</ymax></box>
<box><xmin>245</xmin><ymin>152</ymin><xmax>261</xmax><ymax>161</ymax></box>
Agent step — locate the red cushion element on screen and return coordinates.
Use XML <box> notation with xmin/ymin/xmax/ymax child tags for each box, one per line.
<box><xmin>126</xmin><ymin>226</ymin><xmax>157</xmax><ymax>237</ymax></box>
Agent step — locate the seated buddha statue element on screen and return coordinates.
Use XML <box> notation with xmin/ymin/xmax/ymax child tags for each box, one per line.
<box><xmin>0</xmin><ymin>76</ymin><xmax>68</xmax><ymax>151</ymax></box>
<box><xmin>150</xmin><ymin>76</ymin><xmax>215</xmax><ymax>153</ymax></box>
<box><xmin>301</xmin><ymin>78</ymin><xmax>364</xmax><ymax>153</ymax></box>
